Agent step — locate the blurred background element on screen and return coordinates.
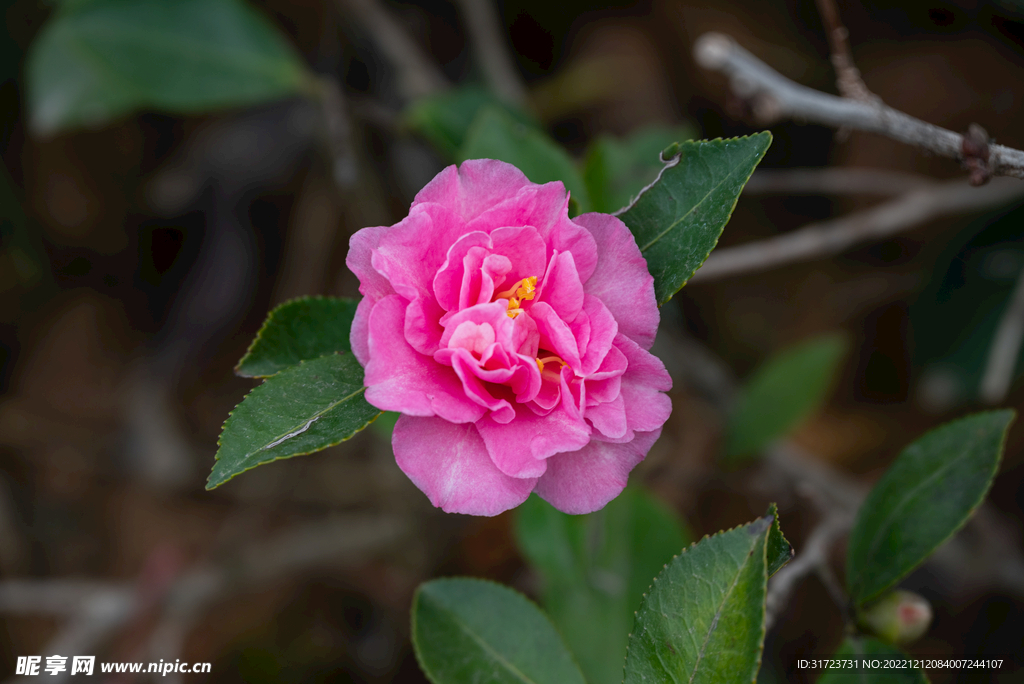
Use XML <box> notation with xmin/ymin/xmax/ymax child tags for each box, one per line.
<box><xmin>2</xmin><ymin>0</ymin><xmax>1024</xmax><ymax>681</ymax></box>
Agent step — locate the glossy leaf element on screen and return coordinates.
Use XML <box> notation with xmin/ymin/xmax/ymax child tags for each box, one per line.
<box><xmin>817</xmin><ymin>637</ymin><xmax>929</xmax><ymax>684</ymax></box>
<box><xmin>208</xmin><ymin>353</ymin><xmax>381</xmax><ymax>489</ymax></box>
<box><xmin>412</xmin><ymin>578</ymin><xmax>586</xmax><ymax>684</ymax></box>
<box><xmin>583</xmin><ymin>124</ymin><xmax>696</xmax><ymax>214</ymax></box>
<box><xmin>617</xmin><ymin>133</ymin><xmax>771</xmax><ymax>305</ymax></box>
<box><xmin>515</xmin><ymin>489</ymin><xmax>690</xmax><ymax>684</ymax></box>
<box><xmin>726</xmin><ymin>333</ymin><xmax>848</xmax><ymax>459</ymax></box>
<box><xmin>623</xmin><ymin>515</ymin><xmax>775</xmax><ymax>684</ymax></box>
<box><xmin>459</xmin><ymin>105</ymin><xmax>591</xmax><ymax>214</ymax></box>
<box><xmin>27</xmin><ymin>0</ymin><xmax>314</xmax><ymax>135</ymax></box>
<box><xmin>405</xmin><ymin>86</ymin><xmax>536</xmax><ymax>160</ymax></box>
<box><xmin>235</xmin><ymin>296</ymin><xmax>357</xmax><ymax>378</ymax></box>
<box><xmin>847</xmin><ymin>410</ymin><xmax>1014</xmax><ymax>605</ymax></box>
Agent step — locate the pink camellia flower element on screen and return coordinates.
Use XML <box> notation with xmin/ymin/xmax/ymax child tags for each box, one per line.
<box><xmin>347</xmin><ymin>159</ymin><xmax>672</xmax><ymax>516</ymax></box>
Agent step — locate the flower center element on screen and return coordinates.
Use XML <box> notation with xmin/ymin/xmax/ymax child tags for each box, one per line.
<box><xmin>494</xmin><ymin>276</ymin><xmax>537</xmax><ymax>319</ymax></box>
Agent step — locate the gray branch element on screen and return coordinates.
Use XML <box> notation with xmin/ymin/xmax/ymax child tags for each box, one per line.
<box><xmin>693</xmin><ymin>32</ymin><xmax>1024</xmax><ymax>179</ymax></box>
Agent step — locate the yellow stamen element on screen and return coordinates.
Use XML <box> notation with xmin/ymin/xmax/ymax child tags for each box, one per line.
<box><xmin>496</xmin><ymin>276</ymin><xmax>538</xmax><ymax>319</ymax></box>
<box><xmin>536</xmin><ymin>355</ymin><xmax>568</xmax><ymax>373</ymax></box>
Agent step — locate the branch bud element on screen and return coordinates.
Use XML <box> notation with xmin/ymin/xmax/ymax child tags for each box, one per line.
<box><xmin>857</xmin><ymin>589</ymin><xmax>933</xmax><ymax>645</ymax></box>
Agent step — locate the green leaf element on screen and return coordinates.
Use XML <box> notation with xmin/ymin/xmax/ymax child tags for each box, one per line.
<box><xmin>846</xmin><ymin>410</ymin><xmax>1015</xmax><ymax>605</ymax></box>
<box><xmin>412</xmin><ymin>578</ymin><xmax>586</xmax><ymax>684</ymax></box>
<box><xmin>207</xmin><ymin>353</ymin><xmax>382</xmax><ymax>489</ymax></box>
<box><xmin>459</xmin><ymin>106</ymin><xmax>591</xmax><ymax>214</ymax></box>
<box><xmin>623</xmin><ymin>515</ymin><xmax>774</xmax><ymax>684</ymax></box>
<box><xmin>27</xmin><ymin>0</ymin><xmax>315</xmax><ymax>135</ymax></box>
<box><xmin>726</xmin><ymin>333</ymin><xmax>849</xmax><ymax>459</ymax></box>
<box><xmin>583</xmin><ymin>125</ymin><xmax>696</xmax><ymax>214</ymax></box>
<box><xmin>764</xmin><ymin>503</ymin><xmax>793</xmax><ymax>577</ymax></box>
<box><xmin>816</xmin><ymin>637</ymin><xmax>930</xmax><ymax>684</ymax></box>
<box><xmin>405</xmin><ymin>86</ymin><xmax>537</xmax><ymax>160</ymax></box>
<box><xmin>235</xmin><ymin>296</ymin><xmax>358</xmax><ymax>378</ymax></box>
<box><xmin>617</xmin><ymin>133</ymin><xmax>772</xmax><ymax>305</ymax></box>
<box><xmin>515</xmin><ymin>489</ymin><xmax>690</xmax><ymax>684</ymax></box>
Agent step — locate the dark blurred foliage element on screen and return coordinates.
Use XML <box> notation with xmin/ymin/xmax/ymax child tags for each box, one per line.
<box><xmin>2</xmin><ymin>0</ymin><xmax>1024</xmax><ymax>682</ymax></box>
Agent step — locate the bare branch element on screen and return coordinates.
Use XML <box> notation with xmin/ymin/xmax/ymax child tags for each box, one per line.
<box><xmin>335</xmin><ymin>0</ymin><xmax>448</xmax><ymax>100</ymax></box>
<box><xmin>814</xmin><ymin>0</ymin><xmax>874</xmax><ymax>101</ymax></box>
<box><xmin>693</xmin><ymin>32</ymin><xmax>1024</xmax><ymax>179</ymax></box>
<box><xmin>454</xmin><ymin>0</ymin><xmax>528</xmax><ymax>108</ymax></box>
<box><xmin>690</xmin><ymin>177</ymin><xmax>1024</xmax><ymax>283</ymax></box>
<box><xmin>765</xmin><ymin>510</ymin><xmax>852</xmax><ymax>630</ymax></box>
<box><xmin>980</xmin><ymin>265</ymin><xmax>1024</xmax><ymax>403</ymax></box>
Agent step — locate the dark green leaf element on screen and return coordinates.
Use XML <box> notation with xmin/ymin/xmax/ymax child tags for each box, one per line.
<box><xmin>847</xmin><ymin>410</ymin><xmax>1015</xmax><ymax>605</ymax></box>
<box><xmin>235</xmin><ymin>296</ymin><xmax>358</xmax><ymax>378</ymax></box>
<box><xmin>27</xmin><ymin>0</ymin><xmax>314</xmax><ymax>135</ymax></box>
<box><xmin>207</xmin><ymin>353</ymin><xmax>381</xmax><ymax>489</ymax></box>
<box><xmin>764</xmin><ymin>503</ymin><xmax>793</xmax><ymax>577</ymax></box>
<box><xmin>404</xmin><ymin>86</ymin><xmax>536</xmax><ymax>160</ymax></box>
<box><xmin>817</xmin><ymin>637</ymin><xmax>930</xmax><ymax>684</ymax></box>
<box><xmin>515</xmin><ymin>489</ymin><xmax>690</xmax><ymax>684</ymax></box>
<box><xmin>726</xmin><ymin>333</ymin><xmax>848</xmax><ymax>459</ymax></box>
<box><xmin>412</xmin><ymin>578</ymin><xmax>586</xmax><ymax>684</ymax></box>
<box><xmin>459</xmin><ymin>106</ymin><xmax>591</xmax><ymax>214</ymax></box>
<box><xmin>583</xmin><ymin>125</ymin><xmax>696</xmax><ymax>214</ymax></box>
<box><xmin>623</xmin><ymin>516</ymin><xmax>773</xmax><ymax>684</ymax></box>
<box><xmin>617</xmin><ymin>133</ymin><xmax>771</xmax><ymax>305</ymax></box>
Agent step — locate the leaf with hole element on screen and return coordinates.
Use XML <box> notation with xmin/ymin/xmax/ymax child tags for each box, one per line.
<box><xmin>622</xmin><ymin>513</ymin><xmax>778</xmax><ymax>684</ymax></box>
<box><xmin>27</xmin><ymin>0</ymin><xmax>315</xmax><ymax>134</ymax></box>
<box><xmin>616</xmin><ymin>133</ymin><xmax>771</xmax><ymax>305</ymax></box>
<box><xmin>235</xmin><ymin>296</ymin><xmax>357</xmax><ymax>378</ymax></box>
<box><xmin>459</xmin><ymin>105</ymin><xmax>591</xmax><ymax>214</ymax></box>
<box><xmin>846</xmin><ymin>410</ymin><xmax>1014</xmax><ymax>605</ymax></box>
<box><xmin>515</xmin><ymin>489</ymin><xmax>691</xmax><ymax>684</ymax></box>
<box><xmin>412</xmin><ymin>577</ymin><xmax>586</xmax><ymax>684</ymax></box>
<box><xmin>726</xmin><ymin>333</ymin><xmax>848</xmax><ymax>459</ymax></box>
<box><xmin>583</xmin><ymin>124</ymin><xmax>696</xmax><ymax>214</ymax></box>
<box><xmin>208</xmin><ymin>353</ymin><xmax>381</xmax><ymax>489</ymax></box>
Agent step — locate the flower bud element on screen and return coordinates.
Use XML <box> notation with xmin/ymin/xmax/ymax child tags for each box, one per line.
<box><xmin>857</xmin><ymin>590</ymin><xmax>933</xmax><ymax>645</ymax></box>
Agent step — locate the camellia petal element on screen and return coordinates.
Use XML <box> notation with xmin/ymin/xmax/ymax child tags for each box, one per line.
<box><xmin>393</xmin><ymin>415</ymin><xmax>537</xmax><ymax>516</ymax></box>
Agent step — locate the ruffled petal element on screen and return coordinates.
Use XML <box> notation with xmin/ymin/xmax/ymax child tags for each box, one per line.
<box><xmin>346</xmin><ymin>224</ymin><xmax>396</xmax><ymax>300</ymax></box>
<box><xmin>364</xmin><ymin>295</ymin><xmax>485</xmax><ymax>423</ymax></box>
<box><xmin>615</xmin><ymin>334</ymin><xmax>673</xmax><ymax>434</ymax></box>
<box><xmin>536</xmin><ymin>251</ymin><xmax>584</xmax><ymax>322</ymax></box>
<box><xmin>350</xmin><ymin>296</ymin><xmax>374</xmax><ymax>367</ymax></box>
<box><xmin>534</xmin><ymin>429</ymin><xmax>661</xmax><ymax>514</ymax></box>
<box><xmin>476</xmin><ymin>401</ymin><xmax>591</xmax><ymax>476</ymax></box>
<box><xmin>415</xmin><ymin>160</ymin><xmax>534</xmax><ymax>223</ymax></box>
<box><xmin>393</xmin><ymin>416</ymin><xmax>537</xmax><ymax>516</ymax></box>
<box><xmin>575</xmin><ymin>212</ymin><xmax>659</xmax><ymax>349</ymax></box>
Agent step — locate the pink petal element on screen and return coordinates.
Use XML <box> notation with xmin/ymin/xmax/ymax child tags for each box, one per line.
<box><xmin>371</xmin><ymin>203</ymin><xmax>466</xmax><ymax>301</ymax></box>
<box><xmin>536</xmin><ymin>251</ymin><xmax>584</xmax><ymax>322</ymax></box>
<box><xmin>346</xmin><ymin>224</ymin><xmax>396</xmax><ymax>300</ymax></box>
<box><xmin>586</xmin><ymin>393</ymin><xmax>628</xmax><ymax>439</ymax></box>
<box><xmin>476</xmin><ymin>402</ymin><xmax>591</xmax><ymax>477</ymax></box>
<box><xmin>574</xmin><ymin>212</ymin><xmax>659</xmax><ymax>349</ymax></box>
<box><xmin>578</xmin><ymin>295</ymin><xmax>618</xmax><ymax>376</ymax></box>
<box><xmin>433</xmin><ymin>232</ymin><xmax>492</xmax><ymax>311</ymax></box>
<box><xmin>350</xmin><ymin>296</ymin><xmax>374</xmax><ymax>367</ymax></box>
<box><xmin>393</xmin><ymin>416</ymin><xmax>537</xmax><ymax>516</ymax></box>
<box><xmin>415</xmin><ymin>160</ymin><xmax>533</xmax><ymax>223</ymax></box>
<box><xmin>364</xmin><ymin>295</ymin><xmax>485</xmax><ymax>423</ymax></box>
<box><xmin>615</xmin><ymin>334</ymin><xmax>673</xmax><ymax>434</ymax></box>
<box><xmin>404</xmin><ymin>296</ymin><xmax>446</xmax><ymax>356</ymax></box>
<box><xmin>530</xmin><ymin>302</ymin><xmax>581</xmax><ymax>369</ymax></box>
<box><xmin>534</xmin><ymin>429</ymin><xmax>662</xmax><ymax>514</ymax></box>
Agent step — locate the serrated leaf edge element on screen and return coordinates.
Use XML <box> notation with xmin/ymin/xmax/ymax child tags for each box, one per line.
<box><xmin>621</xmin><ymin>514</ymin><xmax>773</xmax><ymax>684</ymax></box>
<box><xmin>207</xmin><ymin>354</ymin><xmax>382</xmax><ymax>490</ymax></box>
<box><xmin>411</xmin><ymin>577</ymin><xmax>587</xmax><ymax>684</ymax></box>
<box><xmin>235</xmin><ymin>294</ymin><xmax>356</xmax><ymax>378</ymax></box>
<box><xmin>848</xmin><ymin>409</ymin><xmax>1015</xmax><ymax>604</ymax></box>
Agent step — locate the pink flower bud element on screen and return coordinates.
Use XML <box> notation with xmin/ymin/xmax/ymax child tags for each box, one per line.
<box><xmin>858</xmin><ymin>589</ymin><xmax>933</xmax><ymax>645</ymax></box>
